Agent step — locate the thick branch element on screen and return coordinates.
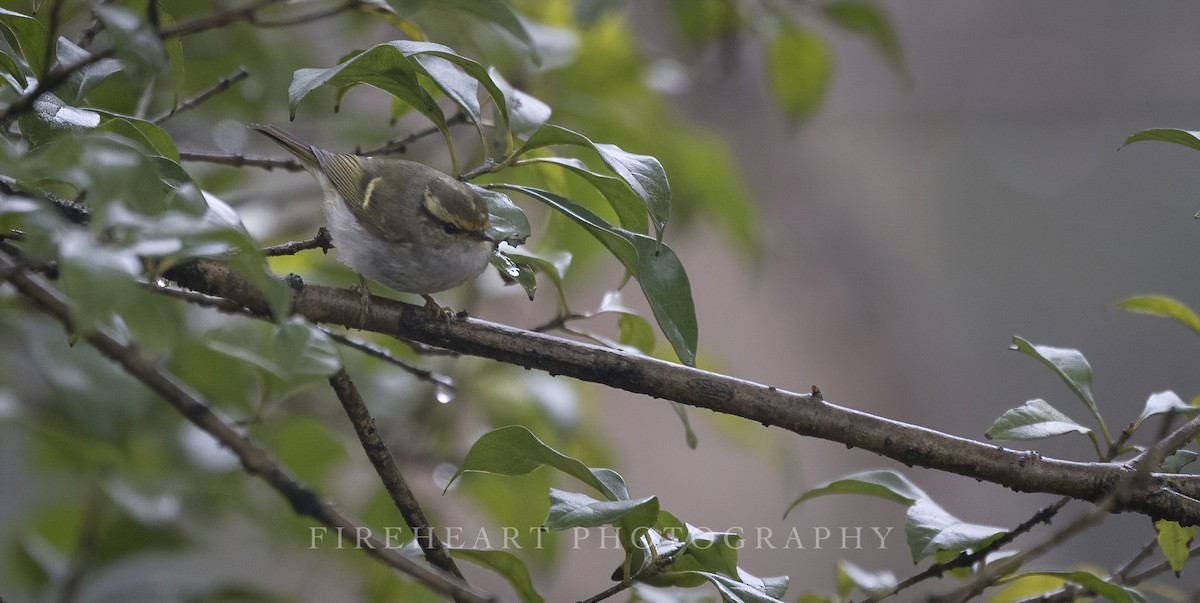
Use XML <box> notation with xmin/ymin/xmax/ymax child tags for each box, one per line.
<box><xmin>162</xmin><ymin>260</ymin><xmax>1200</xmax><ymax>525</ymax></box>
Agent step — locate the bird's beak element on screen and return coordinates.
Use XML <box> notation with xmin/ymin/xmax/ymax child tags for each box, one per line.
<box><xmin>475</xmin><ymin>231</ymin><xmax>496</xmax><ymax>244</ymax></box>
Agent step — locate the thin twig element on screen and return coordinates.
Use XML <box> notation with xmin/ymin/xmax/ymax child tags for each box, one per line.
<box><xmin>151</xmin><ymin>66</ymin><xmax>251</xmax><ymax>124</ymax></box>
<box><xmin>321</xmin><ymin>328</ymin><xmax>455</xmax><ymax>389</ymax></box>
<box><xmin>142</xmin><ymin>280</ymin><xmax>254</xmax><ymax>314</ymax></box>
<box><xmin>932</xmin><ymin>499</ymin><xmax>1115</xmax><ymax>603</ymax></box>
<box><xmin>262</xmin><ymin>228</ymin><xmax>334</xmax><ymax>257</ymax></box>
<box><xmin>179</xmin><ymin>150</ymin><xmax>305</xmax><ymax>171</ymax></box>
<box><xmin>328</xmin><ymin>369</ymin><xmax>465</xmax><ymax>580</ymax></box>
<box><xmin>357</xmin><ymin>112</ymin><xmax>472</xmax><ymax>156</ymax></box>
<box><xmin>0</xmin><ymin>251</ymin><xmax>494</xmax><ymax>603</ymax></box>
<box><xmin>55</xmin><ymin>486</ymin><xmax>107</xmax><ymax>603</ymax></box>
<box><xmin>1129</xmin><ymin>412</ymin><xmax>1200</xmax><ymax>475</ymax></box>
<box><xmin>862</xmin><ymin>497</ymin><xmax>1071</xmax><ymax>603</ymax></box>
<box><xmin>246</xmin><ymin>0</ymin><xmax>362</xmax><ymax>28</ymax></box>
<box><xmin>74</xmin><ymin>0</ymin><xmax>117</xmax><ymax>49</ymax></box>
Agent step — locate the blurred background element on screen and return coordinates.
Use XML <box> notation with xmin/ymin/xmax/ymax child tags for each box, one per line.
<box><xmin>4</xmin><ymin>1</ymin><xmax>1200</xmax><ymax>601</ymax></box>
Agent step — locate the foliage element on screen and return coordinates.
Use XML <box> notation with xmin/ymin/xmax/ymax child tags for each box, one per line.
<box><xmin>3</xmin><ymin>1</ymin><xmax>1199</xmax><ymax>602</ymax></box>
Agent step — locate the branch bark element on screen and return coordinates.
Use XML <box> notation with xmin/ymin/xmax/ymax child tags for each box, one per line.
<box><xmin>163</xmin><ymin>259</ymin><xmax>1200</xmax><ymax>525</ymax></box>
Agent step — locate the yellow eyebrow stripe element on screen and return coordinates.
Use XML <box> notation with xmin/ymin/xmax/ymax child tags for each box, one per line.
<box><xmin>362</xmin><ymin>176</ymin><xmax>382</xmax><ymax>210</ymax></box>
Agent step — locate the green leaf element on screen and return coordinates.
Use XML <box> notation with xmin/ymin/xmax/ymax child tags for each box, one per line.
<box><xmin>449</xmin><ymin>425</ymin><xmax>630</xmax><ymax>501</ymax></box>
<box><xmin>545</xmin><ymin>489</ymin><xmax>658</xmax><ymax>531</ymax></box>
<box><xmin>985</xmin><ymin>399</ymin><xmax>1092</xmax><ymax>441</ymax></box>
<box><xmin>1133</xmin><ymin>390</ymin><xmax>1200</xmax><ymax>432</ymax></box>
<box><xmin>473</xmin><ymin>185</ymin><xmax>530</xmax><ymax>245</ymax></box>
<box><xmin>288</xmin><ymin>41</ymin><xmax>509</xmax><ymax>165</ymax></box>
<box><xmin>991</xmin><ymin>574</ymin><xmax>1067</xmax><ymax>603</ymax></box>
<box><xmin>487</xmin><ymin>66</ymin><xmax>551</xmax><ymax>137</ymax></box>
<box><xmin>203</xmin><ymin>318</ymin><xmax>339</xmax><ymax>391</ymax></box>
<box><xmin>405</xmin><ymin>0</ymin><xmax>538</xmax><ymax>60</ymax></box>
<box><xmin>1162</xmin><ymin>449</ymin><xmax>1199</xmax><ymax>474</ymax></box>
<box><xmin>489</xmin><ymin>250</ymin><xmax>536</xmax><ymax>300</ymax></box>
<box><xmin>518</xmin><ymin>156</ymin><xmax>648</xmax><ymax>235</ymax></box>
<box><xmin>904</xmin><ymin>498</ymin><xmax>1005</xmax><ymax>562</ymax></box>
<box><xmin>497</xmin><ymin>185</ymin><xmax>697</xmax><ymax>366</ymax></box>
<box><xmin>766</xmin><ymin>24</ymin><xmax>832</xmax><ymax>125</ymax></box>
<box><xmin>54</xmin><ymin>37</ymin><xmax>123</xmax><ymax>103</ymax></box>
<box><xmin>820</xmin><ymin>1</ymin><xmax>907</xmax><ymax>81</ymax></box>
<box><xmin>56</xmin><ymin>230</ymin><xmax>143</xmax><ymax>332</ymax></box>
<box><xmin>1010</xmin><ymin>336</ymin><xmax>1109</xmax><ymax>444</ymax></box>
<box><xmin>1013</xmin><ymin>572</ymin><xmax>1147</xmax><ymax>603</ymax></box>
<box><xmin>451</xmin><ymin>547</ymin><xmax>545</xmax><ymax>603</ymax></box>
<box><xmin>94</xmin><ymin>6</ymin><xmax>165</xmax><ymax>78</ymax></box>
<box><xmin>0</xmin><ymin>57</ymin><xmax>24</xmax><ymax>93</ymax></box>
<box><xmin>785</xmin><ymin>469</ymin><xmax>927</xmax><ymax>518</ymax></box>
<box><xmin>685</xmin><ymin>571</ymin><xmax>787</xmax><ymax>603</ymax></box>
<box><xmin>1116</xmin><ymin>295</ymin><xmax>1200</xmax><ymax>337</ymax></box>
<box><xmin>0</xmin><ymin>7</ymin><xmax>48</xmax><ymax>76</ymax></box>
<box><xmin>835</xmin><ymin>560</ymin><xmax>896</xmax><ymax>599</ymax></box>
<box><xmin>1155</xmin><ymin>519</ymin><xmax>1197</xmax><ymax>573</ymax></box>
<box><xmin>94</xmin><ymin>111</ymin><xmax>180</xmax><ymax>161</ymax></box>
<box><xmin>1121</xmin><ymin>128</ymin><xmax>1200</xmax><ymax>152</ymax></box>
<box><xmin>519</xmin><ymin>125</ymin><xmax>670</xmax><ymax>244</ymax></box>
<box><xmin>504</xmin><ymin>248</ymin><xmax>571</xmax><ymax>312</ymax></box>
<box><xmin>668</xmin><ymin>0</ymin><xmax>740</xmax><ymax>48</ymax></box>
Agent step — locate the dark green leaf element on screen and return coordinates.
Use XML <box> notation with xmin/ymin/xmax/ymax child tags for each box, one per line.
<box><xmin>1121</xmin><ymin>128</ymin><xmax>1200</xmax><ymax>152</ymax></box>
<box><xmin>0</xmin><ymin>48</ymin><xmax>27</xmax><ymax>90</ymax></box>
<box><xmin>473</xmin><ymin>185</ymin><xmax>530</xmax><ymax>244</ymax></box>
<box><xmin>785</xmin><ymin>469</ymin><xmax>926</xmax><ymax>518</ymax></box>
<box><xmin>289</xmin><ymin>41</ymin><xmax>509</xmax><ymax>164</ymax></box>
<box><xmin>504</xmin><ymin>249</ymin><xmax>571</xmax><ymax>312</ymax></box>
<box><xmin>1116</xmin><ymin>295</ymin><xmax>1200</xmax><ymax>337</ymax></box>
<box><xmin>449</xmin><ymin>425</ymin><xmax>630</xmax><ymax>501</ymax></box>
<box><xmin>766</xmin><ymin>24</ymin><xmax>832</xmax><ymax>125</ymax></box>
<box><xmin>94</xmin><ymin>111</ymin><xmax>180</xmax><ymax>161</ymax></box>
<box><xmin>489</xmin><ymin>250</ymin><xmax>536</xmax><ymax>300</ymax></box>
<box><xmin>0</xmin><ymin>7</ymin><xmax>47</xmax><ymax>76</ymax></box>
<box><xmin>404</xmin><ymin>0</ymin><xmax>538</xmax><ymax>59</ymax></box>
<box><xmin>820</xmin><ymin>1</ymin><xmax>907</xmax><ymax>81</ymax></box>
<box><xmin>95</xmin><ymin>6</ymin><xmax>165</xmax><ymax>78</ymax></box>
<box><xmin>55</xmin><ymin>37</ymin><xmax>124</xmax><ymax>103</ymax></box>
<box><xmin>519</xmin><ymin>125</ymin><xmax>670</xmax><ymax>243</ymax></box>
<box><xmin>452</xmin><ymin>547</ymin><xmax>545</xmax><ymax>603</ymax></box>
<box><xmin>488</xmin><ymin>66</ymin><xmax>551</xmax><ymax>137</ymax></box>
<box><xmin>985</xmin><ymin>399</ymin><xmax>1091</xmax><ymax>441</ymax></box>
<box><xmin>518</xmin><ymin>156</ymin><xmax>648</xmax><ymax>234</ymax></box>
<box><xmin>497</xmin><ymin>185</ymin><xmax>697</xmax><ymax>366</ymax></box>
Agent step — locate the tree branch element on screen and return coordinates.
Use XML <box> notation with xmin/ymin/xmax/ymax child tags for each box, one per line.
<box><xmin>0</xmin><ymin>252</ymin><xmax>494</xmax><ymax>603</ymax></box>
<box><xmin>159</xmin><ymin>258</ymin><xmax>1200</xmax><ymax>525</ymax></box>
<box><xmin>151</xmin><ymin>66</ymin><xmax>251</xmax><ymax>124</ymax></box>
<box><xmin>328</xmin><ymin>369</ymin><xmax>465</xmax><ymax>580</ymax></box>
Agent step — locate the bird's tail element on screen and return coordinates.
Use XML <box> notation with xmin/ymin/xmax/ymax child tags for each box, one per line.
<box><xmin>249</xmin><ymin>123</ymin><xmax>319</xmax><ymax>170</ymax></box>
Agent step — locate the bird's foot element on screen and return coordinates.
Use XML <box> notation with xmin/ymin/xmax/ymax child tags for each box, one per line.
<box><xmin>420</xmin><ymin>294</ymin><xmax>456</xmax><ymax>322</ymax></box>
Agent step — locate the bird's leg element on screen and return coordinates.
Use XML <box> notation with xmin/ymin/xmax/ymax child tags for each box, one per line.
<box><xmin>420</xmin><ymin>294</ymin><xmax>455</xmax><ymax>321</ymax></box>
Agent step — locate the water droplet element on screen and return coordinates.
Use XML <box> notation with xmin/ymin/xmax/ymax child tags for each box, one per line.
<box><xmin>435</xmin><ymin>385</ymin><xmax>454</xmax><ymax>404</ymax></box>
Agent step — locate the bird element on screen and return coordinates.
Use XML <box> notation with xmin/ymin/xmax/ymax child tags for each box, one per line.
<box><xmin>250</xmin><ymin>124</ymin><xmax>495</xmax><ymax>318</ymax></box>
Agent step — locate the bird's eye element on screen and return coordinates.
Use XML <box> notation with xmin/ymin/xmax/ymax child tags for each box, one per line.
<box><xmin>442</xmin><ymin>222</ymin><xmax>461</xmax><ymax>235</ymax></box>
